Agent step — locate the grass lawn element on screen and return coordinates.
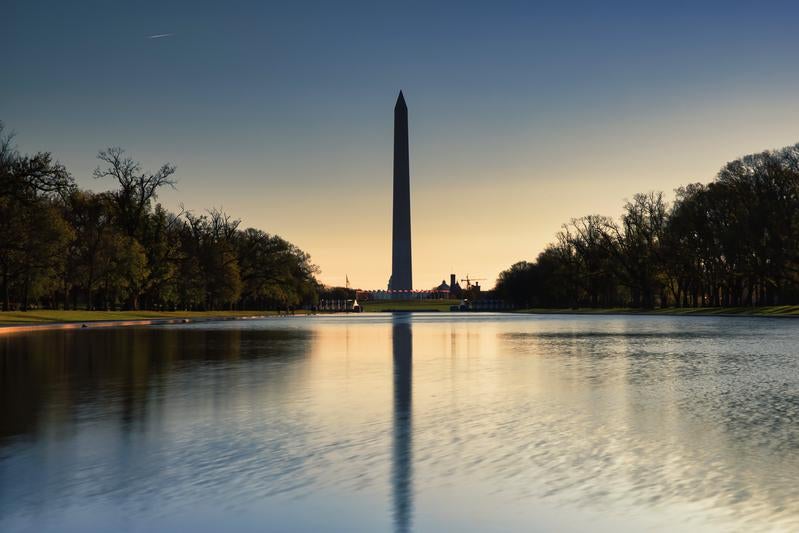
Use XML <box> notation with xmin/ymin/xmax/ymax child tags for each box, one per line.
<box><xmin>516</xmin><ymin>306</ymin><xmax>799</xmax><ymax>317</ymax></box>
<box><xmin>0</xmin><ymin>310</ymin><xmax>285</xmax><ymax>326</ymax></box>
<box><xmin>360</xmin><ymin>299</ymin><xmax>461</xmax><ymax>312</ymax></box>
<box><xmin>6</xmin><ymin>304</ymin><xmax>798</xmax><ymax>326</ymax></box>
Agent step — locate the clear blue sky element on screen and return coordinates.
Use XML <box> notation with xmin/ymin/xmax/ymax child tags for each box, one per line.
<box><xmin>4</xmin><ymin>0</ymin><xmax>799</xmax><ymax>288</ymax></box>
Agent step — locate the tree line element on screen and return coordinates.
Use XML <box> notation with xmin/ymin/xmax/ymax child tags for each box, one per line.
<box><xmin>0</xmin><ymin>122</ymin><xmax>319</xmax><ymax>311</ymax></box>
<box><xmin>495</xmin><ymin>142</ymin><xmax>799</xmax><ymax>309</ymax></box>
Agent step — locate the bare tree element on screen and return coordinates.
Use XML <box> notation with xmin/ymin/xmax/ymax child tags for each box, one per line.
<box><xmin>93</xmin><ymin>147</ymin><xmax>177</xmax><ymax>238</ymax></box>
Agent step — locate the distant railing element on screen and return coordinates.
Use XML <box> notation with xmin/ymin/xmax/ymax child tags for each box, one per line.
<box><xmin>356</xmin><ymin>290</ymin><xmax>451</xmax><ymax>301</ymax></box>
<box><xmin>318</xmin><ymin>299</ymin><xmax>361</xmax><ymax>312</ymax></box>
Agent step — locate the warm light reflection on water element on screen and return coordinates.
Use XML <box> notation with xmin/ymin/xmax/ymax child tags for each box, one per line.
<box><xmin>1</xmin><ymin>314</ymin><xmax>798</xmax><ymax>532</ymax></box>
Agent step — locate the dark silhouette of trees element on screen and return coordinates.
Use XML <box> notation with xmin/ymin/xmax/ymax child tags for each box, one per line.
<box><xmin>1</xmin><ymin>122</ymin><xmax>75</xmax><ymax>310</ymax></box>
<box><xmin>494</xmin><ymin>261</ymin><xmax>540</xmax><ymax>308</ymax></box>
<box><xmin>1</xmin><ymin>124</ymin><xmax>320</xmax><ymax>311</ymax></box>
<box><xmin>603</xmin><ymin>192</ymin><xmax>668</xmax><ymax>308</ymax></box>
<box><xmin>93</xmin><ymin>147</ymin><xmax>177</xmax><ymax>239</ymax></box>
<box><xmin>9</xmin><ymin>118</ymin><xmax>799</xmax><ymax>312</ymax></box>
<box><xmin>181</xmin><ymin>208</ymin><xmax>243</xmax><ymax>310</ymax></box>
<box><xmin>236</xmin><ymin>228</ymin><xmax>319</xmax><ymax>309</ymax></box>
<box><xmin>496</xmin><ymin>143</ymin><xmax>799</xmax><ymax>309</ymax></box>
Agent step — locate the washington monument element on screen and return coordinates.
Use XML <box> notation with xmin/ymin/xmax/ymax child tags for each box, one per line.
<box><xmin>391</xmin><ymin>91</ymin><xmax>412</xmax><ymax>292</ymax></box>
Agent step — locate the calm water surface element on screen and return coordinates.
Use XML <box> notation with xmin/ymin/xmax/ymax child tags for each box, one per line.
<box><xmin>1</xmin><ymin>314</ymin><xmax>798</xmax><ymax>532</ymax></box>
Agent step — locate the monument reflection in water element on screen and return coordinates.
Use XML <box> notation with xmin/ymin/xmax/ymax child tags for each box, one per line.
<box><xmin>391</xmin><ymin>316</ymin><xmax>413</xmax><ymax>533</ymax></box>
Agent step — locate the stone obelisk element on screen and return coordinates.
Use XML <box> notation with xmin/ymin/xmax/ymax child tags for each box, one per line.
<box><xmin>391</xmin><ymin>91</ymin><xmax>412</xmax><ymax>293</ymax></box>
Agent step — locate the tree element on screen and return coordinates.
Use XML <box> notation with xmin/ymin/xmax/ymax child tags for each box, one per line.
<box><xmin>0</xmin><ymin>122</ymin><xmax>322</xmax><ymax>312</ymax></box>
<box><xmin>93</xmin><ymin>147</ymin><xmax>176</xmax><ymax>239</ymax></box>
<box><xmin>601</xmin><ymin>192</ymin><xmax>668</xmax><ymax>309</ymax></box>
<box><xmin>182</xmin><ymin>209</ymin><xmax>242</xmax><ymax>309</ymax></box>
<box><xmin>495</xmin><ymin>261</ymin><xmax>538</xmax><ymax>308</ymax></box>
<box><xmin>94</xmin><ymin>231</ymin><xmax>148</xmax><ymax>310</ymax></box>
<box><xmin>562</xmin><ymin>215</ymin><xmax>616</xmax><ymax>307</ymax></box>
<box><xmin>496</xmin><ymin>144</ymin><xmax>799</xmax><ymax>309</ymax></box>
<box><xmin>0</xmin><ymin>123</ymin><xmax>75</xmax><ymax>310</ymax></box>
<box><xmin>236</xmin><ymin>229</ymin><xmax>319</xmax><ymax>309</ymax></box>
<box><xmin>138</xmin><ymin>204</ymin><xmax>183</xmax><ymax>309</ymax></box>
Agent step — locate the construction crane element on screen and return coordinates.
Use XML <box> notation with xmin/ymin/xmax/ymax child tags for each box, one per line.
<box><xmin>460</xmin><ymin>275</ymin><xmax>485</xmax><ymax>290</ymax></box>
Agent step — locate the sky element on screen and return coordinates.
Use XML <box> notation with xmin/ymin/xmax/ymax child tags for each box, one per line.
<box><xmin>3</xmin><ymin>0</ymin><xmax>799</xmax><ymax>289</ymax></box>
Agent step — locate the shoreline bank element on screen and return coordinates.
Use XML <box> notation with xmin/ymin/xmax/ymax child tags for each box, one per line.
<box><xmin>0</xmin><ymin>311</ymin><xmax>305</xmax><ymax>334</ymax></box>
<box><xmin>514</xmin><ymin>306</ymin><xmax>799</xmax><ymax>318</ymax></box>
<box><xmin>3</xmin><ymin>305</ymin><xmax>798</xmax><ymax>333</ymax></box>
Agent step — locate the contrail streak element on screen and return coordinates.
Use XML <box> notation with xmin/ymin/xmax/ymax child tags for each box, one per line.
<box><xmin>147</xmin><ymin>33</ymin><xmax>174</xmax><ymax>39</ymax></box>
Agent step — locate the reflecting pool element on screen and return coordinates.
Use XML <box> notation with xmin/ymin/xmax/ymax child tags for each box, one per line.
<box><xmin>1</xmin><ymin>314</ymin><xmax>798</xmax><ymax>532</ymax></box>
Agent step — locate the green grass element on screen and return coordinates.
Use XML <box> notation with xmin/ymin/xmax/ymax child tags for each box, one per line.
<box><xmin>360</xmin><ymin>299</ymin><xmax>461</xmax><ymax>312</ymax></box>
<box><xmin>0</xmin><ymin>310</ymin><xmax>286</xmax><ymax>326</ymax></box>
<box><xmin>7</xmin><ymin>304</ymin><xmax>797</xmax><ymax>326</ymax></box>
<box><xmin>516</xmin><ymin>306</ymin><xmax>799</xmax><ymax>317</ymax></box>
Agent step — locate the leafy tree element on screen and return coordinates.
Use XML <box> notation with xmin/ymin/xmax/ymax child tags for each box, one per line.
<box><xmin>496</xmin><ymin>145</ymin><xmax>799</xmax><ymax>309</ymax></box>
<box><xmin>0</xmin><ymin>123</ymin><xmax>321</xmax><ymax>312</ymax></box>
<box><xmin>0</xmin><ymin>123</ymin><xmax>75</xmax><ymax>310</ymax></box>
